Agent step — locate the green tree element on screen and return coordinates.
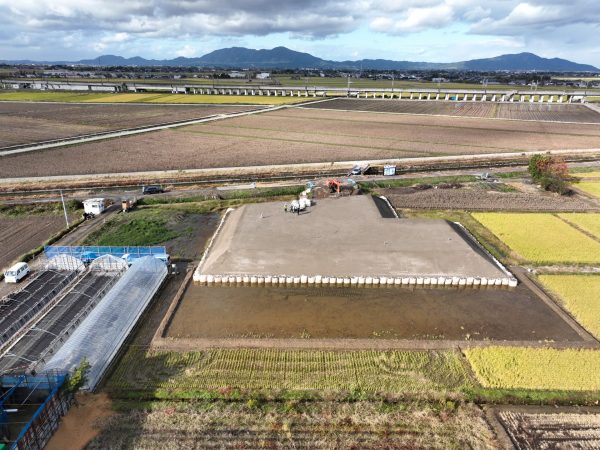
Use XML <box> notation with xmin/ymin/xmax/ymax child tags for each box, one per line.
<box><xmin>64</xmin><ymin>359</ymin><xmax>91</xmax><ymax>394</ymax></box>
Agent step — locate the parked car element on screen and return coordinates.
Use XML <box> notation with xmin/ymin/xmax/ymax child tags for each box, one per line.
<box><xmin>141</xmin><ymin>185</ymin><xmax>164</xmax><ymax>195</ymax></box>
<box><xmin>4</xmin><ymin>262</ymin><xmax>30</xmax><ymax>283</ymax></box>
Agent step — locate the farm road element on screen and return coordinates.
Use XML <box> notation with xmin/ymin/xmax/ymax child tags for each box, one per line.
<box><xmin>2</xmin><ymin>148</ymin><xmax>600</xmax><ymax>189</ymax></box>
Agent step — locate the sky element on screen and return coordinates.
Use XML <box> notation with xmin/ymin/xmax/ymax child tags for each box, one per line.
<box><xmin>1</xmin><ymin>0</ymin><xmax>599</xmax><ymax>66</ymax></box>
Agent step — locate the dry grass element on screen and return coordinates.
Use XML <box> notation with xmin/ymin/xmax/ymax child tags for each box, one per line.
<box><xmin>88</xmin><ymin>401</ymin><xmax>497</xmax><ymax>450</ymax></box>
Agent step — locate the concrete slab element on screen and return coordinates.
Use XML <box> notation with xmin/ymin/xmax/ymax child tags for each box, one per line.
<box><xmin>196</xmin><ymin>196</ymin><xmax>509</xmax><ymax>282</ymax></box>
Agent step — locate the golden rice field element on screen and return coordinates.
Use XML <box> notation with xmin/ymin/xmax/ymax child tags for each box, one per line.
<box><xmin>575</xmin><ymin>182</ymin><xmax>600</xmax><ymax>198</ymax></box>
<box><xmin>574</xmin><ymin>171</ymin><xmax>600</xmax><ymax>178</ymax></box>
<box><xmin>464</xmin><ymin>347</ymin><xmax>600</xmax><ymax>391</ymax></box>
<box><xmin>539</xmin><ymin>274</ymin><xmax>600</xmax><ymax>339</ymax></box>
<box><xmin>471</xmin><ymin>213</ymin><xmax>600</xmax><ymax>264</ymax></box>
<box><xmin>558</xmin><ymin>213</ymin><xmax>600</xmax><ymax>239</ymax></box>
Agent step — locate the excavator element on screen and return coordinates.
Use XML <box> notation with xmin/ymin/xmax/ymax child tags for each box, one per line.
<box><xmin>326</xmin><ymin>179</ymin><xmax>342</xmax><ymax>194</ymax></box>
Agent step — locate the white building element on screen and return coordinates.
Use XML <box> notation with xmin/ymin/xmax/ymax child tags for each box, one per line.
<box><xmin>229</xmin><ymin>71</ymin><xmax>247</xmax><ymax>78</ymax></box>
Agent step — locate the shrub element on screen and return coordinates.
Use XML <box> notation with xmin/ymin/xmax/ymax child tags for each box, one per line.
<box><xmin>528</xmin><ymin>155</ymin><xmax>570</xmax><ymax>194</ymax></box>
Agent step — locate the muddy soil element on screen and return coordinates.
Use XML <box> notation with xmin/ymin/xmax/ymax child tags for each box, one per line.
<box><xmin>166</xmin><ymin>283</ymin><xmax>582</xmax><ymax>342</ymax></box>
<box><xmin>46</xmin><ymin>393</ymin><xmax>113</xmax><ymax>450</ymax></box>
<box><xmin>162</xmin><ymin>212</ymin><xmax>220</xmax><ymax>260</ymax></box>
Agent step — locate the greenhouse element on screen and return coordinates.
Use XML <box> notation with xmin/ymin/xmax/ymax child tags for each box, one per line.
<box><xmin>42</xmin><ymin>256</ymin><xmax>167</xmax><ymax>390</ymax></box>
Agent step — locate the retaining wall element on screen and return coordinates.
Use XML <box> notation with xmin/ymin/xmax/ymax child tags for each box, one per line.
<box><xmin>193</xmin><ymin>273</ymin><xmax>518</xmax><ymax>288</ymax></box>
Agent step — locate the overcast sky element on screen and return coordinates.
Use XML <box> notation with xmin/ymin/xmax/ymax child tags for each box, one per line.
<box><xmin>1</xmin><ymin>0</ymin><xmax>599</xmax><ymax>66</ymax></box>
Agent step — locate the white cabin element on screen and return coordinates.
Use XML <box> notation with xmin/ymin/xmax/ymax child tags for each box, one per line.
<box><xmin>83</xmin><ymin>198</ymin><xmax>106</xmax><ymax>215</ymax></box>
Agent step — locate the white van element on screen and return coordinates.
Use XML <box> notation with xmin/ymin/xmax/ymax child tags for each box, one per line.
<box><xmin>4</xmin><ymin>262</ymin><xmax>30</xmax><ymax>283</ymax></box>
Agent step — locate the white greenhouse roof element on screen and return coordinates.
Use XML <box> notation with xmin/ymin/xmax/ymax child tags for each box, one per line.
<box><xmin>42</xmin><ymin>256</ymin><xmax>167</xmax><ymax>390</ymax></box>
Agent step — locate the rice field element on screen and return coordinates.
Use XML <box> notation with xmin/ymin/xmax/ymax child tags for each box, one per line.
<box><xmin>558</xmin><ymin>213</ymin><xmax>600</xmax><ymax>239</ymax></box>
<box><xmin>107</xmin><ymin>348</ymin><xmax>471</xmax><ymax>398</ymax></box>
<box><xmin>464</xmin><ymin>347</ymin><xmax>600</xmax><ymax>391</ymax></box>
<box><xmin>539</xmin><ymin>274</ymin><xmax>600</xmax><ymax>339</ymax></box>
<box><xmin>575</xmin><ymin>181</ymin><xmax>600</xmax><ymax>198</ymax></box>
<box><xmin>0</xmin><ymin>91</ymin><xmax>308</xmax><ymax>105</ymax></box>
<box><xmin>471</xmin><ymin>213</ymin><xmax>600</xmax><ymax>264</ymax></box>
<box><xmin>574</xmin><ymin>171</ymin><xmax>600</xmax><ymax>178</ymax></box>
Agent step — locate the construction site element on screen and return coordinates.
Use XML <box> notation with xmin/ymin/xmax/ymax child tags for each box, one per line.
<box><xmin>194</xmin><ymin>195</ymin><xmax>515</xmax><ymax>287</ymax></box>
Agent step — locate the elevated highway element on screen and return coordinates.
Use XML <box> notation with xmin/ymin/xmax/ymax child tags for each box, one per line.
<box><xmin>1</xmin><ymin>79</ymin><xmax>597</xmax><ymax>103</ymax></box>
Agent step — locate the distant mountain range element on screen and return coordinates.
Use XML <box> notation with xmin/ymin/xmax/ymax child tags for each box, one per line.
<box><xmin>2</xmin><ymin>47</ymin><xmax>598</xmax><ymax>72</ymax></box>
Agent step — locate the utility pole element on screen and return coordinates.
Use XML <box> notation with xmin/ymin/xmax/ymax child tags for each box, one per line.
<box><xmin>60</xmin><ymin>190</ymin><xmax>70</xmax><ymax>228</ymax></box>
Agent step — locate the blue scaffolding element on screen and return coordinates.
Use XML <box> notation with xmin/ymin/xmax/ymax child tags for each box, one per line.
<box><xmin>1</xmin><ymin>372</ymin><xmax>70</xmax><ymax>450</ymax></box>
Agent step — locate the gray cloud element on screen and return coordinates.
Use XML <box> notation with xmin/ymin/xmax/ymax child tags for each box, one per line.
<box><xmin>0</xmin><ymin>0</ymin><xmax>598</xmax><ymax>63</ymax></box>
<box><xmin>1</xmin><ymin>0</ymin><xmax>365</xmax><ymax>38</ymax></box>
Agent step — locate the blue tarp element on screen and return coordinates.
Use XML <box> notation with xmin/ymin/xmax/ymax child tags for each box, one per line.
<box><xmin>44</xmin><ymin>246</ymin><xmax>167</xmax><ymax>263</ymax></box>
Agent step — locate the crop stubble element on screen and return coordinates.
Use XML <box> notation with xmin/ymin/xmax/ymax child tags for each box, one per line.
<box><xmin>385</xmin><ymin>186</ymin><xmax>598</xmax><ymax>211</ymax></box>
<box><xmin>0</xmin><ymin>102</ymin><xmax>262</xmax><ymax>148</ymax></box>
<box><xmin>303</xmin><ymin>99</ymin><xmax>600</xmax><ymax>123</ymax></box>
<box><xmin>2</xmin><ymin>108</ymin><xmax>600</xmax><ymax>178</ymax></box>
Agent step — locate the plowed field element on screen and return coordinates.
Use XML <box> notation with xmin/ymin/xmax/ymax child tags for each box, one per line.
<box><xmin>385</xmin><ymin>185</ymin><xmax>598</xmax><ymax>211</ymax></box>
<box><xmin>0</xmin><ymin>216</ymin><xmax>68</xmax><ymax>270</ymax></box>
<box><xmin>2</xmin><ymin>108</ymin><xmax>600</xmax><ymax>178</ymax></box>
<box><xmin>0</xmin><ymin>102</ymin><xmax>262</xmax><ymax>148</ymax></box>
<box><xmin>303</xmin><ymin>99</ymin><xmax>600</xmax><ymax>123</ymax></box>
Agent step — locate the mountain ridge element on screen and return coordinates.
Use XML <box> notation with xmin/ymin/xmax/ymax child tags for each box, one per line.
<box><xmin>2</xmin><ymin>47</ymin><xmax>598</xmax><ymax>72</ymax></box>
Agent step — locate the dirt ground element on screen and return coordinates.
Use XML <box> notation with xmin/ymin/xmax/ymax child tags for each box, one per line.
<box><xmin>383</xmin><ymin>184</ymin><xmax>600</xmax><ymax>211</ymax></box>
<box><xmin>303</xmin><ymin>99</ymin><xmax>600</xmax><ymax>123</ymax></box>
<box><xmin>162</xmin><ymin>212</ymin><xmax>220</xmax><ymax>260</ymax></box>
<box><xmin>496</xmin><ymin>408</ymin><xmax>600</xmax><ymax>449</ymax></box>
<box><xmin>199</xmin><ymin>196</ymin><xmax>508</xmax><ymax>280</ymax></box>
<box><xmin>0</xmin><ymin>102</ymin><xmax>262</xmax><ymax>148</ymax></box>
<box><xmin>165</xmin><ymin>280</ymin><xmax>583</xmax><ymax>342</ymax></box>
<box><xmin>46</xmin><ymin>392</ymin><xmax>113</xmax><ymax>450</ymax></box>
<box><xmin>2</xmin><ymin>106</ymin><xmax>600</xmax><ymax>177</ymax></box>
<box><xmin>0</xmin><ymin>215</ymin><xmax>72</xmax><ymax>271</ymax></box>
